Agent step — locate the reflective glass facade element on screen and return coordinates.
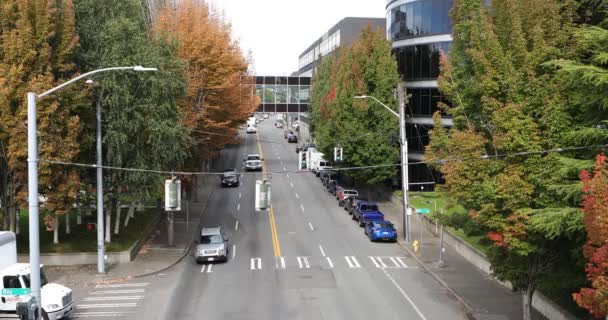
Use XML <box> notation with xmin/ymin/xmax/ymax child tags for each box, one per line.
<box><xmin>255</xmin><ymin>76</ymin><xmax>311</xmax><ymax>113</ymax></box>
<box><xmin>387</xmin><ymin>0</ymin><xmax>453</xmax><ymax>40</ymax></box>
<box><xmin>407</xmin><ymin>88</ymin><xmax>450</xmax><ymax>116</ymax></box>
<box><xmin>394</xmin><ymin>42</ymin><xmax>450</xmax><ymax>81</ymax></box>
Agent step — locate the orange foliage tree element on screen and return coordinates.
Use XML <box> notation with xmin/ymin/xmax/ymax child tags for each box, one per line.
<box><xmin>573</xmin><ymin>153</ymin><xmax>608</xmax><ymax>318</ymax></box>
<box><xmin>153</xmin><ymin>0</ymin><xmax>259</xmax><ymax>162</ymax></box>
<box><xmin>0</xmin><ymin>0</ymin><xmax>84</xmax><ymax>233</ymax></box>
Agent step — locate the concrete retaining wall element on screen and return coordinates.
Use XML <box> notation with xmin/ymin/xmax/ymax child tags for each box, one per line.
<box><xmin>390</xmin><ymin>195</ymin><xmax>580</xmax><ymax>320</ymax></box>
<box><xmin>18</xmin><ymin>211</ymin><xmax>161</xmax><ymax>266</ymax></box>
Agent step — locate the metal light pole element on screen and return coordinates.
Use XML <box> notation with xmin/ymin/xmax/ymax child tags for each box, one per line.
<box><xmin>27</xmin><ymin>66</ymin><xmax>157</xmax><ymax>317</ymax></box>
<box><xmin>354</xmin><ymin>83</ymin><xmax>411</xmax><ymax>242</ymax></box>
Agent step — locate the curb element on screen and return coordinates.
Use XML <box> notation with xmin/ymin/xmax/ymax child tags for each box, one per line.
<box><xmin>396</xmin><ymin>239</ymin><xmax>476</xmax><ymax>319</ymax></box>
<box><xmin>125</xmin><ymin>184</ymin><xmax>217</xmax><ymax>280</ymax></box>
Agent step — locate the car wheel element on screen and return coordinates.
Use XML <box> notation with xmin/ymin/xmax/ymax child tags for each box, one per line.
<box><xmin>42</xmin><ymin>310</ymin><xmax>49</xmax><ymax>320</ymax></box>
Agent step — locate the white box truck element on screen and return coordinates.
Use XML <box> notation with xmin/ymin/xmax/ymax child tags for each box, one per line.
<box><xmin>0</xmin><ymin>231</ymin><xmax>73</xmax><ymax>320</ymax></box>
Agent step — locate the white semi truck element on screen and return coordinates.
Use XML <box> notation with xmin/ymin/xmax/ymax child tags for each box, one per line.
<box><xmin>0</xmin><ymin>232</ymin><xmax>73</xmax><ymax>320</ymax></box>
<box><xmin>306</xmin><ymin>149</ymin><xmax>333</xmax><ymax>174</ymax></box>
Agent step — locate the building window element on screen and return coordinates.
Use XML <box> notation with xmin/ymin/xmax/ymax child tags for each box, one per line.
<box><xmin>389</xmin><ymin>0</ymin><xmax>453</xmax><ymax>41</ymax></box>
<box><xmin>288</xmin><ymin>85</ymin><xmax>300</xmax><ymax>104</ymax></box>
<box><xmin>394</xmin><ymin>42</ymin><xmax>450</xmax><ymax>81</ymax></box>
<box><xmin>299</xmin><ymin>86</ymin><xmax>310</xmax><ymax>104</ymax></box>
<box><xmin>406</xmin><ymin>88</ymin><xmax>450</xmax><ymax>116</ymax></box>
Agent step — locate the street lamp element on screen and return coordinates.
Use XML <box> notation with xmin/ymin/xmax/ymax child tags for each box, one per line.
<box><xmin>354</xmin><ymin>84</ymin><xmax>411</xmax><ymax>243</ymax></box>
<box><xmin>27</xmin><ymin>66</ymin><xmax>157</xmax><ymax>317</ymax></box>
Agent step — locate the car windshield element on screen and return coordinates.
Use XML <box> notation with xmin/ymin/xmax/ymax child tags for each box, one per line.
<box><xmin>21</xmin><ymin>268</ymin><xmax>48</xmax><ymax>288</ymax></box>
<box><xmin>201</xmin><ymin>234</ymin><xmax>223</xmax><ymax>244</ymax></box>
<box><xmin>374</xmin><ymin>222</ymin><xmax>394</xmax><ymax>228</ymax></box>
<box><xmin>344</xmin><ymin>191</ymin><xmax>357</xmax><ymax>195</ymax></box>
<box><xmin>247</xmin><ymin>156</ymin><xmax>260</xmax><ymax>161</ymax></box>
<box><xmin>361</xmin><ymin>204</ymin><xmax>379</xmax><ymax>211</ymax></box>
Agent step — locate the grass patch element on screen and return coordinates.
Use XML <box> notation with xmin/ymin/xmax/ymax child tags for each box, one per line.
<box><xmin>16</xmin><ymin>208</ymin><xmax>160</xmax><ymax>254</ymax></box>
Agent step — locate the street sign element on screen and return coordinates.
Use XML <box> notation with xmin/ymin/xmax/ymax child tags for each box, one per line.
<box><xmin>2</xmin><ymin>288</ymin><xmax>30</xmax><ymax>296</ymax></box>
<box><xmin>416</xmin><ymin>208</ymin><xmax>431</xmax><ymax>214</ymax></box>
<box><xmin>164</xmin><ymin>178</ymin><xmax>181</xmax><ymax>211</ymax></box>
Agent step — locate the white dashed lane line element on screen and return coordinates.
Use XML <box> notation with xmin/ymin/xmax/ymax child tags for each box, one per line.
<box><xmin>308</xmin><ymin>222</ymin><xmax>315</xmax><ymax>231</ymax></box>
<box><xmin>235</xmin><ymin>220</ymin><xmax>239</xmax><ymax>231</ymax></box>
<box><xmin>300</xmin><ymin>204</ymin><xmax>305</xmax><ymax>212</ymax></box>
<box><xmin>319</xmin><ymin>245</ymin><xmax>326</xmax><ymax>257</ymax></box>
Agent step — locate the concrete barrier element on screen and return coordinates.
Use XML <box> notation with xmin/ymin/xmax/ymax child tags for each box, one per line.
<box><xmin>18</xmin><ymin>212</ymin><xmax>161</xmax><ymax>266</ymax></box>
<box><xmin>390</xmin><ymin>194</ymin><xmax>581</xmax><ymax>320</ymax></box>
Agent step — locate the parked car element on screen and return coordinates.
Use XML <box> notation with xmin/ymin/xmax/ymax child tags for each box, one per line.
<box><xmin>364</xmin><ymin>221</ymin><xmax>398</xmax><ymax>242</ymax></box>
<box><xmin>315</xmin><ymin>160</ymin><xmax>333</xmax><ymax>176</ymax></box>
<box><xmin>244</xmin><ymin>154</ymin><xmax>263</xmax><ymax>171</ymax></box>
<box><xmin>220</xmin><ymin>169</ymin><xmax>239</xmax><ymax>187</ymax></box>
<box><xmin>292</xmin><ymin>121</ymin><xmax>299</xmax><ymax>129</ymax></box>
<box><xmin>287</xmin><ymin>133</ymin><xmax>298</xmax><ymax>143</ymax></box>
<box><xmin>352</xmin><ymin>201</ymin><xmax>384</xmax><ymax>226</ymax></box>
<box><xmin>195</xmin><ymin>226</ymin><xmax>229</xmax><ymax>263</ymax></box>
<box><xmin>283</xmin><ymin>129</ymin><xmax>294</xmax><ymax>139</ymax></box>
<box><xmin>326</xmin><ymin>180</ymin><xmax>338</xmax><ymax>194</ymax></box>
<box><xmin>345</xmin><ymin>197</ymin><xmax>368</xmax><ymax>213</ymax></box>
<box><xmin>337</xmin><ymin>189</ymin><xmax>359</xmax><ymax>206</ymax></box>
<box><xmin>275</xmin><ymin>120</ymin><xmax>284</xmax><ymax>128</ymax></box>
<box><xmin>320</xmin><ymin>170</ymin><xmax>338</xmax><ymax>186</ymax></box>
<box><xmin>263</xmin><ymin>113</ymin><xmax>269</xmax><ymax>119</ymax></box>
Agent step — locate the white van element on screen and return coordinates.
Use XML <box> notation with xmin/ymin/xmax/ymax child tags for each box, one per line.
<box><xmin>246</xmin><ymin>123</ymin><xmax>257</xmax><ymax>134</ymax></box>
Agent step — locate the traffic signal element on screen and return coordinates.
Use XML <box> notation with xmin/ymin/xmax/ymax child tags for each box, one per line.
<box><xmin>164</xmin><ymin>178</ymin><xmax>181</xmax><ymax>211</ymax></box>
<box><xmin>334</xmin><ymin>147</ymin><xmax>343</xmax><ymax>162</ymax></box>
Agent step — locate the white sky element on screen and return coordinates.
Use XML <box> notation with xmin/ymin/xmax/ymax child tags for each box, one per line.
<box><xmin>208</xmin><ymin>0</ymin><xmax>386</xmax><ymax>75</ymax></box>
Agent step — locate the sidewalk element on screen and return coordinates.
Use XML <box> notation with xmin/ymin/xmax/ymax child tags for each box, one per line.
<box><xmin>46</xmin><ymin>174</ymin><xmax>216</xmax><ymax>287</ymax></box>
<box><xmin>378</xmin><ymin>196</ymin><xmax>546</xmax><ymax>320</ymax></box>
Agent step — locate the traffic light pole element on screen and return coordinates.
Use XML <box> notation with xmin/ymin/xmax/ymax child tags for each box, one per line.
<box><xmin>398</xmin><ymin>83</ymin><xmax>411</xmax><ymax>243</ymax></box>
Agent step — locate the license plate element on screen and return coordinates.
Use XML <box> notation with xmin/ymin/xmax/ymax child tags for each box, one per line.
<box><xmin>208</xmin><ymin>257</ymin><xmax>214</xmax><ymax>261</ymax></box>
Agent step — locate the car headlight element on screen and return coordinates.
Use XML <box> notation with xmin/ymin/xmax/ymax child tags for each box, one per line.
<box><xmin>46</xmin><ymin>304</ymin><xmax>60</xmax><ymax>311</ymax></box>
<box><xmin>218</xmin><ymin>249</ymin><xmax>225</xmax><ymax>255</ymax></box>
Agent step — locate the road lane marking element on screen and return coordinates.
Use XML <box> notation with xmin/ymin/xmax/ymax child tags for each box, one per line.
<box><xmin>286</xmin><ymin>174</ymin><xmax>290</xmax><ymax>179</ymax></box>
<box><xmin>95</xmin><ymin>283</ymin><xmax>148</xmax><ymax>289</ymax></box>
<box><xmin>300</xmin><ymin>204</ymin><xmax>305</xmax><ymax>212</ymax></box>
<box><xmin>83</xmin><ymin>296</ymin><xmax>143</xmax><ymax>301</ymax></box>
<box><xmin>251</xmin><ymin>258</ymin><xmax>262</xmax><ymax>270</ymax></box>
<box><xmin>91</xmin><ymin>289</ymin><xmax>144</xmax><ymax>294</ymax></box>
<box><xmin>237</xmin><ymin>203</ymin><xmax>240</xmax><ymax>211</ymax></box>
<box><xmin>235</xmin><ymin>220</ymin><xmax>239</xmax><ymax>231</ymax></box>
<box><xmin>276</xmin><ymin>256</ymin><xmax>286</xmax><ymax>269</ymax></box>
<box><xmin>290</xmin><ymin>182</ymin><xmax>294</xmax><ymax>188</ymax></box>
<box><xmin>239</xmin><ymin>192</ymin><xmax>241</xmax><ymax>199</ymax></box>
<box><xmin>297</xmin><ymin>256</ymin><xmax>310</xmax><ymax>269</ymax></box>
<box><xmin>370</xmin><ymin>256</ymin><xmax>381</xmax><ymax>268</ymax></box>
<box><xmin>295</xmin><ymin>193</ymin><xmax>299</xmax><ymax>199</ymax></box>
<box><xmin>344</xmin><ymin>256</ymin><xmax>361</xmax><ymax>268</ymax></box>
<box><xmin>397</xmin><ymin>257</ymin><xmax>409</xmax><ymax>268</ymax></box>
<box><xmin>283</xmin><ymin>166</ymin><xmax>287</xmax><ymax>171</ymax></box>
<box><xmin>200</xmin><ymin>264</ymin><xmax>213</xmax><ymax>273</ymax></box>
<box><xmin>326</xmin><ymin>257</ymin><xmax>334</xmax><ymax>268</ymax></box>
<box><xmin>76</xmin><ymin>303</ymin><xmax>137</xmax><ymax>308</ymax></box>
<box><xmin>278</xmin><ymin>156</ymin><xmax>281</xmax><ymax>160</ymax></box>
<box><xmin>308</xmin><ymin>222</ymin><xmax>314</xmax><ymax>231</ymax></box>
<box><xmin>319</xmin><ymin>245</ymin><xmax>326</xmax><ymax>257</ymax></box>
<box><xmin>382</xmin><ymin>268</ymin><xmax>427</xmax><ymax>320</ymax></box>
<box><xmin>232</xmin><ymin>245</ymin><xmax>236</xmax><ymax>259</ymax></box>
<box><xmin>257</xmin><ymin>131</ymin><xmax>282</xmax><ymax>258</ymax></box>
<box><xmin>73</xmin><ymin>312</ymin><xmax>134</xmax><ymax>317</ymax></box>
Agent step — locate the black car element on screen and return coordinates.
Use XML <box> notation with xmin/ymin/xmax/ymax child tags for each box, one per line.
<box><xmin>344</xmin><ymin>197</ymin><xmax>368</xmax><ymax>214</ymax></box>
<box><xmin>287</xmin><ymin>134</ymin><xmax>298</xmax><ymax>143</ymax></box>
<box><xmin>319</xmin><ymin>170</ymin><xmax>336</xmax><ymax>182</ymax></box>
<box><xmin>220</xmin><ymin>169</ymin><xmax>239</xmax><ymax>187</ymax></box>
<box><xmin>327</xmin><ymin>180</ymin><xmax>339</xmax><ymax>195</ymax></box>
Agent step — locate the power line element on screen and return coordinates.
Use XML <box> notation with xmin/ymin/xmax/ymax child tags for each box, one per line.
<box><xmin>39</xmin><ymin>143</ymin><xmax>607</xmax><ymax>177</ymax></box>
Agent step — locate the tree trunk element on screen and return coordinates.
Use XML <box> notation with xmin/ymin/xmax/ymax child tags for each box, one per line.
<box><xmin>15</xmin><ymin>208</ymin><xmax>20</xmax><ymax>235</ymax></box>
<box><xmin>9</xmin><ymin>205</ymin><xmax>15</xmax><ymax>232</ymax></box>
<box><xmin>65</xmin><ymin>212</ymin><xmax>70</xmax><ymax>234</ymax></box>
<box><xmin>114</xmin><ymin>201</ymin><xmax>121</xmax><ymax>235</ymax></box>
<box><xmin>76</xmin><ymin>197</ymin><xmax>82</xmax><ymax>225</ymax></box>
<box><xmin>53</xmin><ymin>216</ymin><xmax>59</xmax><ymax>244</ymax></box>
<box><xmin>124</xmin><ymin>203</ymin><xmax>134</xmax><ymax>227</ymax></box>
<box><xmin>522</xmin><ymin>283</ymin><xmax>536</xmax><ymax>320</ymax></box>
<box><xmin>105</xmin><ymin>208</ymin><xmax>111</xmax><ymax>243</ymax></box>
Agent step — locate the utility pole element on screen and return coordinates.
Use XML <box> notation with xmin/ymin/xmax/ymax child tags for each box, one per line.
<box><xmin>398</xmin><ymin>83</ymin><xmax>411</xmax><ymax>242</ymax></box>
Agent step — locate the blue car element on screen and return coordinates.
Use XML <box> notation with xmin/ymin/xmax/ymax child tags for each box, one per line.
<box><xmin>364</xmin><ymin>221</ymin><xmax>398</xmax><ymax>242</ymax></box>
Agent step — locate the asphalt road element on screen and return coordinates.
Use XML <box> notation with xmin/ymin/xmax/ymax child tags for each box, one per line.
<box><xmin>162</xmin><ymin>119</ymin><xmax>468</xmax><ymax>320</ymax></box>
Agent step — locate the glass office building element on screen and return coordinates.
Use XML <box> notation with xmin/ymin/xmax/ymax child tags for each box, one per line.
<box><xmin>255</xmin><ymin>76</ymin><xmax>311</xmax><ymax>113</ymax></box>
<box><xmin>386</xmin><ymin>0</ymin><xmax>454</xmax><ymax>190</ymax></box>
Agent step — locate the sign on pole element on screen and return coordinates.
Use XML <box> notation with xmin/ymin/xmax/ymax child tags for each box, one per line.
<box><xmin>2</xmin><ymin>288</ymin><xmax>31</xmax><ymax>296</ymax></box>
<box><xmin>164</xmin><ymin>179</ymin><xmax>181</xmax><ymax>211</ymax></box>
<box><xmin>416</xmin><ymin>208</ymin><xmax>431</xmax><ymax>215</ymax></box>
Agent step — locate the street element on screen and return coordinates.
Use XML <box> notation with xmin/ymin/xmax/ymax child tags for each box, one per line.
<box><xmin>159</xmin><ymin>119</ymin><xmax>467</xmax><ymax>320</ymax></box>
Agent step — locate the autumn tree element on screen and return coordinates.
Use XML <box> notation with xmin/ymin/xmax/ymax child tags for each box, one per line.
<box><xmin>153</xmin><ymin>0</ymin><xmax>259</xmax><ymax>164</ymax></box>
<box><xmin>0</xmin><ymin>0</ymin><xmax>85</xmax><ymax>240</ymax></box>
<box><xmin>573</xmin><ymin>153</ymin><xmax>608</xmax><ymax>318</ymax></box>
<box><xmin>310</xmin><ymin>28</ymin><xmax>400</xmax><ymax>185</ymax></box>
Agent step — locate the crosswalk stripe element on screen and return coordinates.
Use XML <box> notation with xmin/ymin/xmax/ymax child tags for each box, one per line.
<box><xmin>396</xmin><ymin>257</ymin><xmax>409</xmax><ymax>268</ymax></box>
<box><xmin>95</xmin><ymin>283</ymin><xmax>148</xmax><ymax>289</ymax></box>
<box><xmin>83</xmin><ymin>296</ymin><xmax>143</xmax><ymax>301</ymax></box>
<box><xmin>276</xmin><ymin>256</ymin><xmax>286</xmax><ymax>269</ymax></box>
<box><xmin>326</xmin><ymin>257</ymin><xmax>334</xmax><ymax>268</ymax></box>
<box><xmin>91</xmin><ymin>289</ymin><xmax>144</xmax><ymax>294</ymax></box>
<box><xmin>76</xmin><ymin>303</ymin><xmax>137</xmax><ymax>308</ymax></box>
<box><xmin>369</xmin><ymin>256</ymin><xmax>381</xmax><ymax>268</ymax></box>
<box><xmin>251</xmin><ymin>257</ymin><xmax>262</xmax><ymax>270</ymax></box>
<box><xmin>297</xmin><ymin>256</ymin><xmax>310</xmax><ymax>269</ymax></box>
<box><xmin>344</xmin><ymin>256</ymin><xmax>361</xmax><ymax>268</ymax></box>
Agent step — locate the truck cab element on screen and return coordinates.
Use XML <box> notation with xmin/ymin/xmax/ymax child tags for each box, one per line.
<box><xmin>352</xmin><ymin>202</ymin><xmax>384</xmax><ymax>227</ymax></box>
<box><xmin>0</xmin><ymin>232</ymin><xmax>73</xmax><ymax>320</ymax></box>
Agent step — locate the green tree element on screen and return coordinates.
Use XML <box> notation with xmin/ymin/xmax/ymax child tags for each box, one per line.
<box><xmin>310</xmin><ymin>28</ymin><xmax>400</xmax><ymax>185</ymax></box>
<box><xmin>428</xmin><ymin>0</ymin><xmax>588</xmax><ymax>318</ymax></box>
<box><xmin>73</xmin><ymin>0</ymin><xmax>191</xmax><ymax>238</ymax></box>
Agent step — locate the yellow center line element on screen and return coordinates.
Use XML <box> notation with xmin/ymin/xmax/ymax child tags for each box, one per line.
<box><xmin>256</xmin><ymin>131</ymin><xmax>282</xmax><ymax>257</ymax></box>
